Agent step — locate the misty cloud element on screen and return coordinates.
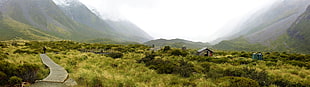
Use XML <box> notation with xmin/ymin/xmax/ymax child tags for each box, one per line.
<box><xmin>79</xmin><ymin>0</ymin><xmax>158</xmax><ymax>20</ymax></box>
<box><xmin>79</xmin><ymin>0</ymin><xmax>277</xmax><ymax>42</ymax></box>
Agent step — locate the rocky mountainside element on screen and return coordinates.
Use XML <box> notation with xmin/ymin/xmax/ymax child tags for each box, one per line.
<box><xmin>287</xmin><ymin>5</ymin><xmax>310</xmax><ymax>53</ymax></box>
<box><xmin>214</xmin><ymin>0</ymin><xmax>310</xmax><ymax>54</ymax></box>
<box><xmin>54</xmin><ymin>0</ymin><xmax>152</xmax><ymax>42</ymax></box>
<box><xmin>0</xmin><ymin>0</ymin><xmax>152</xmax><ymax>42</ymax></box>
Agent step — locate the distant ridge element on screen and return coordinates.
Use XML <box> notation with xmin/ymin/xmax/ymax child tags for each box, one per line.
<box><xmin>144</xmin><ymin>38</ymin><xmax>211</xmax><ymax>49</ymax></box>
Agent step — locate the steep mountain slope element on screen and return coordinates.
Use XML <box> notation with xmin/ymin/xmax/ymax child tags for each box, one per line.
<box><xmin>214</xmin><ymin>0</ymin><xmax>310</xmax><ymax>53</ymax></box>
<box><xmin>0</xmin><ymin>0</ymin><xmax>152</xmax><ymax>42</ymax></box>
<box><xmin>220</xmin><ymin>0</ymin><xmax>310</xmax><ymax>43</ymax></box>
<box><xmin>0</xmin><ymin>0</ymin><xmax>105</xmax><ymax>40</ymax></box>
<box><xmin>287</xmin><ymin>5</ymin><xmax>310</xmax><ymax>53</ymax></box>
<box><xmin>144</xmin><ymin>39</ymin><xmax>211</xmax><ymax>49</ymax></box>
<box><xmin>104</xmin><ymin>20</ymin><xmax>153</xmax><ymax>42</ymax></box>
<box><xmin>54</xmin><ymin>0</ymin><xmax>152</xmax><ymax>42</ymax></box>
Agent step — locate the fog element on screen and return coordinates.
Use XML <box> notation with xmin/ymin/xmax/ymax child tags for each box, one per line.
<box><xmin>79</xmin><ymin>0</ymin><xmax>277</xmax><ymax>42</ymax></box>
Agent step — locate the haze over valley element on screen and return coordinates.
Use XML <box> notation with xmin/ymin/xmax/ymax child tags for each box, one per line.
<box><xmin>0</xmin><ymin>0</ymin><xmax>310</xmax><ymax>86</ymax></box>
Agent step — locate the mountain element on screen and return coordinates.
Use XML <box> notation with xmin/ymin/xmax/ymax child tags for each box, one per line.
<box><xmin>144</xmin><ymin>38</ymin><xmax>211</xmax><ymax>49</ymax></box>
<box><xmin>0</xmin><ymin>0</ymin><xmax>152</xmax><ymax>42</ymax></box>
<box><xmin>287</xmin><ymin>5</ymin><xmax>310</xmax><ymax>53</ymax></box>
<box><xmin>54</xmin><ymin>0</ymin><xmax>152</xmax><ymax>42</ymax></box>
<box><xmin>214</xmin><ymin>0</ymin><xmax>310</xmax><ymax>54</ymax></box>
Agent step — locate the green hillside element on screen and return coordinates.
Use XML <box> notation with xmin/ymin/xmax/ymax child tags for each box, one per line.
<box><xmin>213</xmin><ymin>37</ymin><xmax>270</xmax><ymax>52</ymax></box>
<box><xmin>0</xmin><ymin>17</ymin><xmax>59</xmax><ymax>40</ymax></box>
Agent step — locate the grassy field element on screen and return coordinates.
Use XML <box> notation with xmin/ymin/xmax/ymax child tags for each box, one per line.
<box><xmin>0</xmin><ymin>41</ymin><xmax>310</xmax><ymax>87</ymax></box>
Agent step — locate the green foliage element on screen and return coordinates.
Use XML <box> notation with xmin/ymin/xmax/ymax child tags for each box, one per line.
<box><xmin>2</xmin><ymin>41</ymin><xmax>310</xmax><ymax>86</ymax></box>
<box><xmin>139</xmin><ymin>55</ymin><xmax>196</xmax><ymax>77</ymax></box>
<box><xmin>105</xmin><ymin>52</ymin><xmax>123</xmax><ymax>59</ymax></box>
<box><xmin>13</xmin><ymin>49</ymin><xmax>39</xmax><ymax>54</ymax></box>
<box><xmin>271</xmin><ymin>78</ymin><xmax>309</xmax><ymax>87</ymax></box>
<box><xmin>218</xmin><ymin>76</ymin><xmax>259</xmax><ymax>87</ymax></box>
<box><xmin>224</xmin><ymin>67</ymin><xmax>270</xmax><ymax>86</ymax></box>
<box><xmin>0</xmin><ymin>71</ymin><xmax>7</xmax><ymax>85</ymax></box>
<box><xmin>169</xmin><ymin>49</ymin><xmax>188</xmax><ymax>57</ymax></box>
<box><xmin>0</xmin><ymin>60</ymin><xmax>42</xmax><ymax>85</ymax></box>
<box><xmin>163</xmin><ymin>46</ymin><xmax>171</xmax><ymax>52</ymax></box>
<box><xmin>8</xmin><ymin>76</ymin><xmax>22</xmax><ymax>86</ymax></box>
<box><xmin>16</xmin><ymin>64</ymin><xmax>40</xmax><ymax>82</ymax></box>
<box><xmin>209</xmin><ymin>58</ymin><xmax>229</xmax><ymax>64</ymax></box>
<box><xmin>200</xmin><ymin>62</ymin><xmax>211</xmax><ymax>73</ymax></box>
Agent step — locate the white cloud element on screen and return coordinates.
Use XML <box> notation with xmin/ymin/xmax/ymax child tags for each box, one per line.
<box><xmin>79</xmin><ymin>0</ymin><xmax>276</xmax><ymax>42</ymax></box>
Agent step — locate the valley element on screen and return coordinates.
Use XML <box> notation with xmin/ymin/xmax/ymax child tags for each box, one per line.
<box><xmin>0</xmin><ymin>0</ymin><xmax>310</xmax><ymax>86</ymax></box>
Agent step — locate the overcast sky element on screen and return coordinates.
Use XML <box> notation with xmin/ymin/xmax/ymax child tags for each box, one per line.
<box><xmin>79</xmin><ymin>0</ymin><xmax>276</xmax><ymax>42</ymax></box>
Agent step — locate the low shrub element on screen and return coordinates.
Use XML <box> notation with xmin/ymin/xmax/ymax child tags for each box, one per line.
<box><xmin>0</xmin><ymin>71</ymin><xmax>7</xmax><ymax>85</ymax></box>
<box><xmin>209</xmin><ymin>58</ymin><xmax>229</xmax><ymax>64</ymax></box>
<box><xmin>139</xmin><ymin>57</ymin><xmax>196</xmax><ymax>77</ymax></box>
<box><xmin>106</xmin><ymin>52</ymin><xmax>123</xmax><ymax>59</ymax></box>
<box><xmin>200</xmin><ymin>62</ymin><xmax>211</xmax><ymax>73</ymax></box>
<box><xmin>224</xmin><ymin>67</ymin><xmax>270</xmax><ymax>86</ymax></box>
<box><xmin>8</xmin><ymin>76</ymin><xmax>22</xmax><ymax>86</ymax></box>
<box><xmin>218</xmin><ymin>76</ymin><xmax>259</xmax><ymax>87</ymax></box>
<box><xmin>169</xmin><ymin>49</ymin><xmax>188</xmax><ymax>57</ymax></box>
<box><xmin>13</xmin><ymin>49</ymin><xmax>38</xmax><ymax>54</ymax></box>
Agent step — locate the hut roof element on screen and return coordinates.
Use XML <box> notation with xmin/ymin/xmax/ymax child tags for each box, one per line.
<box><xmin>197</xmin><ymin>47</ymin><xmax>213</xmax><ymax>52</ymax></box>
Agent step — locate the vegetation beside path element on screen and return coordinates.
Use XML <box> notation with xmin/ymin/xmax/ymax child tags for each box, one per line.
<box><xmin>1</xmin><ymin>40</ymin><xmax>310</xmax><ymax>87</ymax></box>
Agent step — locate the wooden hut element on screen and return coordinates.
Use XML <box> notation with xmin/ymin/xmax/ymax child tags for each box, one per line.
<box><xmin>197</xmin><ymin>47</ymin><xmax>213</xmax><ymax>56</ymax></box>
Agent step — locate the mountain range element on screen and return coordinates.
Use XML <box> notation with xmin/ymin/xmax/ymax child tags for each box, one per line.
<box><xmin>213</xmin><ymin>0</ymin><xmax>310</xmax><ymax>54</ymax></box>
<box><xmin>144</xmin><ymin>38</ymin><xmax>211</xmax><ymax>49</ymax></box>
<box><xmin>0</xmin><ymin>0</ymin><xmax>152</xmax><ymax>42</ymax></box>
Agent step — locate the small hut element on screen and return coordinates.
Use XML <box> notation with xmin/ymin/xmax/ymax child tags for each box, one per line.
<box><xmin>252</xmin><ymin>52</ymin><xmax>263</xmax><ymax>60</ymax></box>
<box><xmin>197</xmin><ymin>47</ymin><xmax>213</xmax><ymax>56</ymax></box>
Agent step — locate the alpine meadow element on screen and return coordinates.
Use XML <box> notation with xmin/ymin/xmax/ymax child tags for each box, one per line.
<box><xmin>0</xmin><ymin>0</ymin><xmax>310</xmax><ymax>87</ymax></box>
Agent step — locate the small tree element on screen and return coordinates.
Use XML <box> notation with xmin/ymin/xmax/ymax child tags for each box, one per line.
<box><xmin>163</xmin><ymin>46</ymin><xmax>171</xmax><ymax>52</ymax></box>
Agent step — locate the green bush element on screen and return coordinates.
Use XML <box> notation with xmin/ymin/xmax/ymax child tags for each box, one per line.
<box><xmin>169</xmin><ymin>49</ymin><xmax>188</xmax><ymax>57</ymax></box>
<box><xmin>139</xmin><ymin>58</ymin><xmax>195</xmax><ymax>77</ymax></box>
<box><xmin>106</xmin><ymin>52</ymin><xmax>123</xmax><ymax>59</ymax></box>
<box><xmin>8</xmin><ymin>76</ymin><xmax>22</xmax><ymax>85</ymax></box>
<box><xmin>271</xmin><ymin>78</ymin><xmax>306</xmax><ymax>87</ymax></box>
<box><xmin>163</xmin><ymin>46</ymin><xmax>171</xmax><ymax>52</ymax></box>
<box><xmin>188</xmin><ymin>56</ymin><xmax>210</xmax><ymax>62</ymax></box>
<box><xmin>13</xmin><ymin>49</ymin><xmax>38</xmax><ymax>54</ymax></box>
<box><xmin>200</xmin><ymin>62</ymin><xmax>211</xmax><ymax>73</ymax></box>
<box><xmin>0</xmin><ymin>71</ymin><xmax>7</xmax><ymax>85</ymax></box>
<box><xmin>91</xmin><ymin>77</ymin><xmax>103</xmax><ymax>87</ymax></box>
<box><xmin>209</xmin><ymin>58</ymin><xmax>228</xmax><ymax>64</ymax></box>
<box><xmin>286</xmin><ymin>60</ymin><xmax>308</xmax><ymax>68</ymax></box>
<box><xmin>218</xmin><ymin>76</ymin><xmax>259</xmax><ymax>87</ymax></box>
<box><xmin>16</xmin><ymin>63</ymin><xmax>40</xmax><ymax>82</ymax></box>
<box><xmin>224</xmin><ymin>67</ymin><xmax>270</xmax><ymax>86</ymax></box>
<box><xmin>0</xmin><ymin>61</ymin><xmax>41</xmax><ymax>85</ymax></box>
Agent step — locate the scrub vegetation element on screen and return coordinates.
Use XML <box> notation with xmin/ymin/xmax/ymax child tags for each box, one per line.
<box><xmin>0</xmin><ymin>40</ymin><xmax>309</xmax><ymax>87</ymax></box>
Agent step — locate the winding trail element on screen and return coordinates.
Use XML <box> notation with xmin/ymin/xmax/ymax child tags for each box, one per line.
<box><xmin>30</xmin><ymin>54</ymin><xmax>77</xmax><ymax>87</ymax></box>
